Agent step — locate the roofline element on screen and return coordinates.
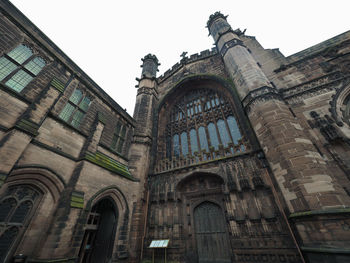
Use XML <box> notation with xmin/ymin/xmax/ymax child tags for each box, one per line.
<box><xmin>0</xmin><ymin>0</ymin><xmax>135</xmax><ymax>125</ymax></box>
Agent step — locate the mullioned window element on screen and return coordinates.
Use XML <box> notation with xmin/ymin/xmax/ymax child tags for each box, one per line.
<box><xmin>164</xmin><ymin>88</ymin><xmax>244</xmax><ymax>161</ymax></box>
<box><xmin>0</xmin><ymin>44</ymin><xmax>46</xmax><ymax>92</ymax></box>
<box><xmin>59</xmin><ymin>88</ymin><xmax>91</xmax><ymax>128</ymax></box>
<box><xmin>111</xmin><ymin>121</ymin><xmax>127</xmax><ymax>154</ymax></box>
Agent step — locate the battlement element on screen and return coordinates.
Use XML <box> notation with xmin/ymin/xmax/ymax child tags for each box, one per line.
<box><xmin>157</xmin><ymin>47</ymin><xmax>217</xmax><ymax>83</ymax></box>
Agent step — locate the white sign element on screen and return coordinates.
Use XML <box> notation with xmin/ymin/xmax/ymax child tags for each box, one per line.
<box><xmin>149</xmin><ymin>239</ymin><xmax>169</xmax><ymax>248</ymax></box>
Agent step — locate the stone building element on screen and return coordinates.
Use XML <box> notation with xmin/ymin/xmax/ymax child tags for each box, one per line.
<box><xmin>0</xmin><ymin>1</ymin><xmax>349</xmax><ymax>263</ymax></box>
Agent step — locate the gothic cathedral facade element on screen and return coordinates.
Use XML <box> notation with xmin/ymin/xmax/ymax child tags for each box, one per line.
<box><xmin>0</xmin><ymin>1</ymin><xmax>349</xmax><ymax>263</ymax></box>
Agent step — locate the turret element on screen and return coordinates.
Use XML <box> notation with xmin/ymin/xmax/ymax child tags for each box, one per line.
<box><xmin>133</xmin><ymin>54</ymin><xmax>159</xmax><ymax>137</ymax></box>
<box><xmin>207</xmin><ymin>11</ymin><xmax>350</xmax><ymax>258</ymax></box>
<box><xmin>140</xmin><ymin>53</ymin><xmax>160</xmax><ymax>79</ymax></box>
<box><xmin>128</xmin><ymin>54</ymin><xmax>160</xmax><ymax>261</ymax></box>
<box><xmin>207</xmin><ymin>12</ymin><xmax>271</xmax><ymax>100</ymax></box>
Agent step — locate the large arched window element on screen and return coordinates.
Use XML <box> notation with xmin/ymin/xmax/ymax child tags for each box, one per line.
<box><xmin>0</xmin><ymin>44</ymin><xmax>46</xmax><ymax>92</ymax></box>
<box><xmin>0</xmin><ymin>185</ymin><xmax>42</xmax><ymax>263</ymax></box>
<box><xmin>160</xmin><ymin>88</ymin><xmax>245</xmax><ymax>166</ymax></box>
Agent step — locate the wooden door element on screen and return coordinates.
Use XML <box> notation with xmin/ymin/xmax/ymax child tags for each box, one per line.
<box><xmin>194</xmin><ymin>202</ymin><xmax>231</xmax><ymax>263</ymax></box>
<box><xmin>89</xmin><ymin>205</ymin><xmax>117</xmax><ymax>263</ymax></box>
<box><xmin>79</xmin><ymin>199</ymin><xmax>118</xmax><ymax>263</ymax></box>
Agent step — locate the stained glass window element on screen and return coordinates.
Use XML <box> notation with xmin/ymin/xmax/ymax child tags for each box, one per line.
<box><xmin>227</xmin><ymin>116</ymin><xmax>242</xmax><ymax>144</ymax></box>
<box><xmin>0</xmin><ymin>185</ymin><xmax>41</xmax><ymax>262</ymax></box>
<box><xmin>0</xmin><ymin>44</ymin><xmax>46</xmax><ymax>92</ymax></box>
<box><xmin>166</xmin><ymin>136</ymin><xmax>172</xmax><ymax>159</ymax></box>
<box><xmin>173</xmin><ymin>134</ymin><xmax>180</xmax><ymax>157</ymax></box>
<box><xmin>181</xmin><ymin>132</ymin><xmax>188</xmax><ymax>156</ymax></box>
<box><xmin>0</xmin><ymin>57</ymin><xmax>16</xmax><ymax>81</ymax></box>
<box><xmin>217</xmin><ymin>119</ymin><xmax>231</xmax><ymax>147</ymax></box>
<box><xmin>208</xmin><ymin>123</ymin><xmax>219</xmax><ymax>150</ymax></box>
<box><xmin>198</xmin><ymin>126</ymin><xmax>209</xmax><ymax>152</ymax></box>
<box><xmin>59</xmin><ymin>88</ymin><xmax>91</xmax><ymax>128</ymax></box>
<box><xmin>162</xmin><ymin>88</ymin><xmax>245</xmax><ymax>162</ymax></box>
<box><xmin>5</xmin><ymin>70</ymin><xmax>33</xmax><ymax>92</ymax></box>
<box><xmin>24</xmin><ymin>57</ymin><xmax>46</xmax><ymax>75</ymax></box>
<box><xmin>112</xmin><ymin>122</ymin><xmax>127</xmax><ymax>154</ymax></box>
<box><xmin>190</xmin><ymin>129</ymin><xmax>199</xmax><ymax>154</ymax></box>
<box><xmin>7</xmin><ymin>45</ymin><xmax>32</xmax><ymax>64</ymax></box>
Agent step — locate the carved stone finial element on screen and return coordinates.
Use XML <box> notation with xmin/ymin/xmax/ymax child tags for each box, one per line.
<box><xmin>141</xmin><ymin>53</ymin><xmax>160</xmax><ymax>65</ymax></box>
<box><xmin>207</xmin><ymin>11</ymin><xmax>228</xmax><ymax>29</ymax></box>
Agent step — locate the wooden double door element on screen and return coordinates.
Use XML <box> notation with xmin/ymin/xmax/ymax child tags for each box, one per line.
<box><xmin>177</xmin><ymin>174</ymin><xmax>231</xmax><ymax>262</ymax></box>
<box><xmin>79</xmin><ymin>198</ymin><xmax>117</xmax><ymax>263</ymax></box>
<box><xmin>194</xmin><ymin>201</ymin><xmax>231</xmax><ymax>263</ymax></box>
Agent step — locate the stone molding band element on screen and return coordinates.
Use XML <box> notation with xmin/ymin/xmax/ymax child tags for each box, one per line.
<box><xmin>301</xmin><ymin>246</ymin><xmax>350</xmax><ymax>254</ymax></box>
<box><xmin>242</xmin><ymin>86</ymin><xmax>282</xmax><ymax>112</ymax></box>
<box><xmin>289</xmin><ymin>207</ymin><xmax>350</xmax><ymax>219</ymax></box>
<box><xmin>220</xmin><ymin>38</ymin><xmax>246</xmax><ymax>57</ymax></box>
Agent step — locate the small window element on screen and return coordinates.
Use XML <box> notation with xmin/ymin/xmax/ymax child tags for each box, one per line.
<box><xmin>59</xmin><ymin>88</ymin><xmax>91</xmax><ymax>128</ymax></box>
<box><xmin>0</xmin><ymin>44</ymin><xmax>46</xmax><ymax>92</ymax></box>
<box><xmin>111</xmin><ymin>121</ymin><xmax>127</xmax><ymax>154</ymax></box>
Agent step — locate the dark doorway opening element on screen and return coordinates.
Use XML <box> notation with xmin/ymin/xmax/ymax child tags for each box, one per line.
<box><xmin>194</xmin><ymin>201</ymin><xmax>231</xmax><ymax>263</ymax></box>
<box><xmin>79</xmin><ymin>198</ymin><xmax>118</xmax><ymax>263</ymax></box>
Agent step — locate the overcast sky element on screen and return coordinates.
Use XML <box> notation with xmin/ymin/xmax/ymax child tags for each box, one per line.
<box><xmin>9</xmin><ymin>0</ymin><xmax>350</xmax><ymax>115</ymax></box>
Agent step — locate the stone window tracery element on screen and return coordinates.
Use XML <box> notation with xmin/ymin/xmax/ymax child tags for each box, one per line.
<box><xmin>59</xmin><ymin>88</ymin><xmax>91</xmax><ymax>128</ymax></box>
<box><xmin>159</xmin><ymin>88</ymin><xmax>245</xmax><ymax>170</ymax></box>
<box><xmin>0</xmin><ymin>44</ymin><xmax>46</xmax><ymax>92</ymax></box>
<box><xmin>343</xmin><ymin>94</ymin><xmax>350</xmax><ymax>125</ymax></box>
<box><xmin>0</xmin><ymin>185</ymin><xmax>42</xmax><ymax>262</ymax></box>
<box><xmin>111</xmin><ymin>121</ymin><xmax>127</xmax><ymax>154</ymax></box>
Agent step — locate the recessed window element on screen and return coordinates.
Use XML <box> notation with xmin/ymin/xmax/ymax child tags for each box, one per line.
<box><xmin>0</xmin><ymin>185</ymin><xmax>42</xmax><ymax>262</ymax></box>
<box><xmin>0</xmin><ymin>44</ymin><xmax>46</xmax><ymax>92</ymax></box>
<box><xmin>59</xmin><ymin>88</ymin><xmax>91</xmax><ymax>128</ymax></box>
<box><xmin>164</xmin><ymin>88</ymin><xmax>244</xmax><ymax>160</ymax></box>
<box><xmin>111</xmin><ymin>121</ymin><xmax>127</xmax><ymax>154</ymax></box>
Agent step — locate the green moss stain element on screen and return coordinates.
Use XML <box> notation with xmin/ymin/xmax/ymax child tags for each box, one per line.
<box><xmin>97</xmin><ymin>112</ymin><xmax>107</xmax><ymax>124</ymax></box>
<box><xmin>0</xmin><ymin>174</ymin><xmax>7</xmax><ymax>188</ymax></box>
<box><xmin>15</xmin><ymin>119</ymin><xmax>39</xmax><ymax>136</ymax></box>
<box><xmin>301</xmin><ymin>246</ymin><xmax>350</xmax><ymax>254</ymax></box>
<box><xmin>70</xmin><ymin>191</ymin><xmax>84</xmax><ymax>209</ymax></box>
<box><xmin>84</xmin><ymin>151</ymin><xmax>134</xmax><ymax>180</ymax></box>
<box><xmin>50</xmin><ymin>77</ymin><xmax>65</xmax><ymax>93</ymax></box>
<box><xmin>289</xmin><ymin>208</ymin><xmax>350</xmax><ymax>219</ymax></box>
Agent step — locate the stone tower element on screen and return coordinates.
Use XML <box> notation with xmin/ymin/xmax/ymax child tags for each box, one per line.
<box><xmin>128</xmin><ymin>54</ymin><xmax>160</xmax><ymax>261</ymax></box>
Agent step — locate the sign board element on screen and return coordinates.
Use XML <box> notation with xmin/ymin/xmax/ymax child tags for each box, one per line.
<box><xmin>149</xmin><ymin>239</ymin><xmax>169</xmax><ymax>248</ymax></box>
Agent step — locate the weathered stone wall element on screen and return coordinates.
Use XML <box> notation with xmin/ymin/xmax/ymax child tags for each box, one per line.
<box><xmin>0</xmin><ymin>1</ymin><xmax>139</xmax><ymax>262</ymax></box>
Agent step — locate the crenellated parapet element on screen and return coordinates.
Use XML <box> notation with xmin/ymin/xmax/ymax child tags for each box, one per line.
<box><xmin>157</xmin><ymin>48</ymin><xmax>217</xmax><ymax>83</ymax></box>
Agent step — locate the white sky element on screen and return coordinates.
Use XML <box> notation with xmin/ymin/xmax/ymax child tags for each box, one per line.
<box><xmin>9</xmin><ymin>0</ymin><xmax>350</xmax><ymax>116</ymax></box>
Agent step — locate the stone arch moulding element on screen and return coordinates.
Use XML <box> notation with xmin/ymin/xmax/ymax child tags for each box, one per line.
<box><xmin>330</xmin><ymin>80</ymin><xmax>350</xmax><ymax>127</ymax></box>
<box><xmin>153</xmin><ymin>74</ymin><xmax>260</xmax><ymax>173</ymax></box>
<box><xmin>157</xmin><ymin>74</ymin><xmax>242</xmax><ymax>113</ymax></box>
<box><xmin>0</xmin><ymin>166</ymin><xmax>65</xmax><ymax>260</ymax></box>
<box><xmin>84</xmin><ymin>185</ymin><xmax>130</xmax><ymax>259</ymax></box>
<box><xmin>86</xmin><ymin>185</ymin><xmax>129</xmax><ymax>214</ymax></box>
<box><xmin>4</xmin><ymin>166</ymin><xmax>65</xmax><ymax>202</ymax></box>
<box><xmin>192</xmin><ymin>199</ymin><xmax>225</xmax><ymax>213</ymax></box>
<box><xmin>176</xmin><ymin>171</ymin><xmax>225</xmax><ymax>191</ymax></box>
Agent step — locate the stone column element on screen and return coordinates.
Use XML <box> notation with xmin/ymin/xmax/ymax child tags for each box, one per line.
<box><xmin>40</xmin><ymin>112</ymin><xmax>106</xmax><ymax>258</ymax></box>
<box><xmin>208</xmin><ymin>12</ymin><xmax>350</xmax><ymax>254</ymax></box>
<box><xmin>128</xmin><ymin>54</ymin><xmax>160</xmax><ymax>262</ymax></box>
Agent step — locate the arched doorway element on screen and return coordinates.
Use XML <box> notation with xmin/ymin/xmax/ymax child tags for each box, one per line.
<box><xmin>79</xmin><ymin>198</ymin><xmax>118</xmax><ymax>263</ymax></box>
<box><xmin>194</xmin><ymin>202</ymin><xmax>231</xmax><ymax>263</ymax></box>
